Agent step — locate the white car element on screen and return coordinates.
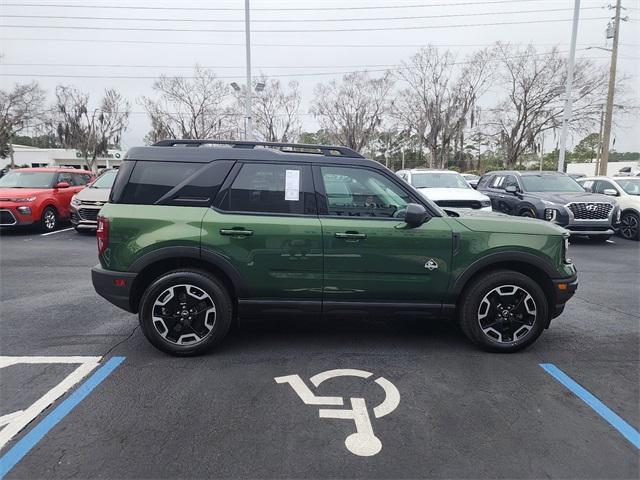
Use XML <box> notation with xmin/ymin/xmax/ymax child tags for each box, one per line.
<box><xmin>578</xmin><ymin>176</ymin><xmax>640</xmax><ymax>240</ymax></box>
<box><xmin>396</xmin><ymin>169</ymin><xmax>492</xmax><ymax>211</ymax></box>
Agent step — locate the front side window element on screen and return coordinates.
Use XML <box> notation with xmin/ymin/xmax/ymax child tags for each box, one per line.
<box><xmin>503</xmin><ymin>175</ymin><xmax>520</xmax><ymax>189</ymax></box>
<box><xmin>521</xmin><ymin>175</ymin><xmax>585</xmax><ymax>193</ymax></box>
<box><xmin>221</xmin><ymin>163</ymin><xmax>315</xmax><ymax>215</ymax></box>
<box><xmin>90</xmin><ymin>170</ymin><xmax>118</xmax><ymax>189</ymax></box>
<box><xmin>320</xmin><ymin>166</ymin><xmax>410</xmax><ymax>218</ymax></box>
<box><xmin>616</xmin><ymin>178</ymin><xmax>640</xmax><ymax>195</ymax></box>
<box><xmin>411</xmin><ymin>172</ymin><xmax>471</xmax><ymax>189</ymax></box>
<box><xmin>57</xmin><ymin>172</ymin><xmax>75</xmax><ymax>185</ymax></box>
<box><xmin>593</xmin><ymin>180</ymin><xmax>617</xmax><ymax>195</ymax></box>
<box><xmin>0</xmin><ymin>171</ymin><xmax>55</xmax><ymax>188</ymax></box>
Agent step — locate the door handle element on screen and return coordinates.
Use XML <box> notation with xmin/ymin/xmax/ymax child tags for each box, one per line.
<box><xmin>335</xmin><ymin>232</ymin><xmax>367</xmax><ymax>240</ymax></box>
<box><xmin>220</xmin><ymin>228</ymin><xmax>253</xmax><ymax>237</ymax></box>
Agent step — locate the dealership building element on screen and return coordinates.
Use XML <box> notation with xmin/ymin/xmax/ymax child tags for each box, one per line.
<box><xmin>1</xmin><ymin>144</ymin><xmax>125</xmax><ymax>170</ymax></box>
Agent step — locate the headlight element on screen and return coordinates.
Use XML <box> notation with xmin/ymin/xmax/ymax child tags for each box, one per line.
<box><xmin>480</xmin><ymin>200</ymin><xmax>491</xmax><ymax>207</ymax></box>
<box><xmin>544</xmin><ymin>208</ymin><xmax>557</xmax><ymax>221</ymax></box>
<box><xmin>7</xmin><ymin>196</ymin><xmax>36</xmax><ymax>202</ymax></box>
<box><xmin>71</xmin><ymin>195</ymin><xmax>81</xmax><ymax>207</ymax></box>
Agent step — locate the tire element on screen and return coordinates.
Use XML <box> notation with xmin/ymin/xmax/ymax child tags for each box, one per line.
<box><xmin>619</xmin><ymin>212</ymin><xmax>639</xmax><ymax>241</ymax></box>
<box><xmin>138</xmin><ymin>270</ymin><xmax>233</xmax><ymax>356</ymax></box>
<box><xmin>39</xmin><ymin>206</ymin><xmax>57</xmax><ymax>232</ymax></box>
<box><xmin>519</xmin><ymin>209</ymin><xmax>536</xmax><ymax>218</ymax></box>
<box><xmin>588</xmin><ymin>235</ymin><xmax>612</xmax><ymax>243</ymax></box>
<box><xmin>458</xmin><ymin>270</ymin><xmax>548</xmax><ymax>353</ymax></box>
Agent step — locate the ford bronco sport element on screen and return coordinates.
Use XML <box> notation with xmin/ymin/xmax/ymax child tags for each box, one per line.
<box><xmin>92</xmin><ymin>140</ymin><xmax>577</xmax><ymax>355</ymax></box>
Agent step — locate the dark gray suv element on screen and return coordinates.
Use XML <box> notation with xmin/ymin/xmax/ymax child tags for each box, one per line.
<box><xmin>477</xmin><ymin>171</ymin><xmax>620</xmax><ymax>242</ymax></box>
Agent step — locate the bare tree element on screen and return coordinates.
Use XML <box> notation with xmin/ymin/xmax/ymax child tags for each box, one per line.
<box><xmin>142</xmin><ymin>66</ymin><xmax>234</xmax><ymax>142</ymax></box>
<box><xmin>490</xmin><ymin>43</ymin><xmax>609</xmax><ymax>167</ymax></box>
<box><xmin>394</xmin><ymin>46</ymin><xmax>494</xmax><ymax>168</ymax></box>
<box><xmin>0</xmin><ymin>82</ymin><xmax>46</xmax><ymax>167</ymax></box>
<box><xmin>311</xmin><ymin>71</ymin><xmax>394</xmax><ymax>152</ymax></box>
<box><xmin>54</xmin><ymin>86</ymin><xmax>130</xmax><ymax>172</ymax></box>
<box><xmin>251</xmin><ymin>77</ymin><xmax>302</xmax><ymax>143</ymax></box>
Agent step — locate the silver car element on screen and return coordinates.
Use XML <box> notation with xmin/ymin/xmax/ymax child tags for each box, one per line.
<box><xmin>70</xmin><ymin>169</ymin><xmax>117</xmax><ymax>231</ymax></box>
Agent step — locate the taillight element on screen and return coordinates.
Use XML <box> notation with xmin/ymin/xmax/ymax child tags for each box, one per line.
<box><xmin>96</xmin><ymin>215</ymin><xmax>109</xmax><ymax>255</ymax></box>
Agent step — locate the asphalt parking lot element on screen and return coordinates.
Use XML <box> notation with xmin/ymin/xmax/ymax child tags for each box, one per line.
<box><xmin>0</xmin><ymin>226</ymin><xmax>638</xmax><ymax>479</ymax></box>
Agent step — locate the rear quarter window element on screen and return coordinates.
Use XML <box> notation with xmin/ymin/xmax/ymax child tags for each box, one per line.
<box><xmin>111</xmin><ymin>160</ymin><xmax>234</xmax><ymax>206</ymax></box>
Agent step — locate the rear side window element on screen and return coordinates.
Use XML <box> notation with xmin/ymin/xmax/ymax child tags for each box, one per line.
<box><xmin>490</xmin><ymin>176</ymin><xmax>505</xmax><ymax>189</ymax></box>
<box><xmin>219</xmin><ymin>163</ymin><xmax>315</xmax><ymax>215</ymax></box>
<box><xmin>113</xmin><ymin>160</ymin><xmax>233</xmax><ymax>206</ymax></box>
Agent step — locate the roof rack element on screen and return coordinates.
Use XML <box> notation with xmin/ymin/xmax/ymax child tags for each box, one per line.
<box><xmin>152</xmin><ymin>139</ymin><xmax>364</xmax><ymax>159</ymax></box>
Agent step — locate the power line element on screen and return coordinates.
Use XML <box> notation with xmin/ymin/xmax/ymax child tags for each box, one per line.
<box><xmin>0</xmin><ymin>48</ymin><xmax>585</xmax><ymax>69</ymax></box>
<box><xmin>0</xmin><ymin>37</ymin><xmax>595</xmax><ymax>48</ymax></box>
<box><xmin>0</xmin><ymin>16</ymin><xmax>610</xmax><ymax>33</ymax></box>
<box><xmin>0</xmin><ymin>7</ymin><xmax>602</xmax><ymax>23</ymax></box>
<box><xmin>0</xmin><ymin>54</ymin><xmax>607</xmax><ymax>80</ymax></box>
<box><xmin>0</xmin><ymin>0</ymin><xmax>582</xmax><ymax>12</ymax></box>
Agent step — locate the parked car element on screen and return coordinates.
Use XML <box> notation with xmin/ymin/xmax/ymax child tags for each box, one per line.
<box><xmin>71</xmin><ymin>169</ymin><xmax>118</xmax><ymax>232</ymax></box>
<box><xmin>461</xmin><ymin>173</ymin><xmax>480</xmax><ymax>189</ymax></box>
<box><xmin>396</xmin><ymin>169</ymin><xmax>492</xmax><ymax>211</ymax></box>
<box><xmin>92</xmin><ymin>140</ymin><xmax>577</xmax><ymax>356</ymax></box>
<box><xmin>477</xmin><ymin>170</ymin><xmax>619</xmax><ymax>242</ymax></box>
<box><xmin>577</xmin><ymin>176</ymin><xmax>640</xmax><ymax>240</ymax></box>
<box><xmin>0</xmin><ymin>167</ymin><xmax>93</xmax><ymax>232</ymax></box>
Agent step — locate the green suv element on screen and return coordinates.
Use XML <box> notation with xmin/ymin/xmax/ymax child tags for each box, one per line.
<box><xmin>92</xmin><ymin>140</ymin><xmax>577</xmax><ymax>355</ymax></box>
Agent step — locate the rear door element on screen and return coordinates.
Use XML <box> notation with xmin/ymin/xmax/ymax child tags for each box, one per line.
<box><xmin>202</xmin><ymin>162</ymin><xmax>323</xmax><ymax>308</ymax></box>
<box><xmin>315</xmin><ymin>165</ymin><xmax>452</xmax><ymax>307</ymax></box>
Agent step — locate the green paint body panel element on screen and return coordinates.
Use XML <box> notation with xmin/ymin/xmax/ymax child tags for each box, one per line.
<box><xmin>98</xmin><ymin>203</ymin><xmax>208</xmax><ymax>271</ymax></box>
<box><xmin>98</xmin><ymin>203</ymin><xmax>576</xmax><ymax>307</ymax></box>
<box><xmin>201</xmin><ymin>209</ymin><xmax>323</xmax><ymax>300</ymax></box>
<box><xmin>319</xmin><ymin>217</ymin><xmax>453</xmax><ymax>303</ymax></box>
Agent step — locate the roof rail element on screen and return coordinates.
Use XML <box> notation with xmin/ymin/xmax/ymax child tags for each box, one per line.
<box><xmin>152</xmin><ymin>139</ymin><xmax>364</xmax><ymax>159</ymax></box>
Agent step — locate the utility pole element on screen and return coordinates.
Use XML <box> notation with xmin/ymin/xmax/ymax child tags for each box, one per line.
<box><xmin>244</xmin><ymin>0</ymin><xmax>253</xmax><ymax>140</ymax></box>
<box><xmin>595</xmin><ymin>105</ymin><xmax>605</xmax><ymax>175</ymax></box>
<box><xmin>599</xmin><ymin>0</ymin><xmax>623</xmax><ymax>175</ymax></box>
<box><xmin>557</xmin><ymin>0</ymin><xmax>581</xmax><ymax>173</ymax></box>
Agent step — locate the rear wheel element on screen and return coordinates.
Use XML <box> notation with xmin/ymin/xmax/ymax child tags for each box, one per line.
<box><xmin>138</xmin><ymin>270</ymin><xmax>233</xmax><ymax>356</ymax></box>
<box><xmin>619</xmin><ymin>212</ymin><xmax>639</xmax><ymax>240</ymax></box>
<box><xmin>39</xmin><ymin>206</ymin><xmax>57</xmax><ymax>232</ymax></box>
<box><xmin>519</xmin><ymin>209</ymin><xmax>536</xmax><ymax>218</ymax></box>
<box><xmin>459</xmin><ymin>270</ymin><xmax>548</xmax><ymax>353</ymax></box>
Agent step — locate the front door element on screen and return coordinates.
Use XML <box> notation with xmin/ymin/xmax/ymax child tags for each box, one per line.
<box><xmin>314</xmin><ymin>165</ymin><xmax>452</xmax><ymax>308</ymax></box>
<box><xmin>202</xmin><ymin>162</ymin><xmax>323</xmax><ymax>309</ymax></box>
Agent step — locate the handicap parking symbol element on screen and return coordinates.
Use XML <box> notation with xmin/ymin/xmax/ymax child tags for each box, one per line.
<box><xmin>275</xmin><ymin>369</ymin><xmax>400</xmax><ymax>457</ymax></box>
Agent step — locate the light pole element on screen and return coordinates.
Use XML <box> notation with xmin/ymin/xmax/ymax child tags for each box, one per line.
<box><xmin>243</xmin><ymin>0</ymin><xmax>253</xmax><ymax>140</ymax></box>
<box><xmin>231</xmin><ymin>81</ymin><xmax>265</xmax><ymax>140</ymax></box>
<box><xmin>557</xmin><ymin>0</ymin><xmax>581</xmax><ymax>173</ymax></box>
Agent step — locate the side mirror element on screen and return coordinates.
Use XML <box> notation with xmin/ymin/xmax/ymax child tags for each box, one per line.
<box><xmin>404</xmin><ymin>203</ymin><xmax>428</xmax><ymax>227</ymax></box>
<box><xmin>505</xmin><ymin>185</ymin><xmax>518</xmax><ymax>194</ymax></box>
<box><xmin>603</xmin><ymin>188</ymin><xmax>618</xmax><ymax>197</ymax></box>
<box><xmin>55</xmin><ymin>182</ymin><xmax>70</xmax><ymax>189</ymax></box>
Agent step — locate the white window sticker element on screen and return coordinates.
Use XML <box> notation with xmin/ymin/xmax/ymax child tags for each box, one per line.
<box><xmin>285</xmin><ymin>169</ymin><xmax>300</xmax><ymax>201</ymax></box>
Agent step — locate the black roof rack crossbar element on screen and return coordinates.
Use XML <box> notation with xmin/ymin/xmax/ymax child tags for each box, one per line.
<box><xmin>152</xmin><ymin>139</ymin><xmax>364</xmax><ymax>159</ymax></box>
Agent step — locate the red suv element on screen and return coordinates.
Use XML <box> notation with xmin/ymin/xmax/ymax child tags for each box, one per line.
<box><xmin>0</xmin><ymin>168</ymin><xmax>94</xmax><ymax>232</ymax></box>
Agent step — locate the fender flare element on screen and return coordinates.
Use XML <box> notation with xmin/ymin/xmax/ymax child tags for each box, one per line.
<box><xmin>450</xmin><ymin>251</ymin><xmax>559</xmax><ymax>297</ymax></box>
<box><xmin>128</xmin><ymin>245</ymin><xmax>248</xmax><ymax>297</ymax></box>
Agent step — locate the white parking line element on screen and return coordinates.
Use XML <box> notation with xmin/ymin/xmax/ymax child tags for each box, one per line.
<box><xmin>0</xmin><ymin>356</ymin><xmax>101</xmax><ymax>449</ymax></box>
<box><xmin>40</xmin><ymin>227</ymin><xmax>74</xmax><ymax>237</ymax></box>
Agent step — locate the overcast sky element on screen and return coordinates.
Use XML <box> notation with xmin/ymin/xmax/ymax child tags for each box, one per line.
<box><xmin>1</xmin><ymin>0</ymin><xmax>639</xmax><ymax>151</ymax></box>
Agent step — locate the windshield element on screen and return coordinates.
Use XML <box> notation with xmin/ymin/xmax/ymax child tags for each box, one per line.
<box><xmin>411</xmin><ymin>173</ymin><xmax>470</xmax><ymax>189</ymax></box>
<box><xmin>616</xmin><ymin>178</ymin><xmax>640</xmax><ymax>195</ymax></box>
<box><xmin>0</xmin><ymin>171</ymin><xmax>55</xmax><ymax>188</ymax></box>
<box><xmin>91</xmin><ymin>170</ymin><xmax>118</xmax><ymax>189</ymax></box>
<box><xmin>521</xmin><ymin>175</ymin><xmax>585</xmax><ymax>192</ymax></box>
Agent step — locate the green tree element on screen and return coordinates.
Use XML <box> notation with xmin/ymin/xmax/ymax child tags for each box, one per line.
<box><xmin>571</xmin><ymin>133</ymin><xmax>600</xmax><ymax>163</ymax></box>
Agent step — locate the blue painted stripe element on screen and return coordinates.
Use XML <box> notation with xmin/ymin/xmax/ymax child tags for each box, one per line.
<box><xmin>0</xmin><ymin>356</ymin><xmax>125</xmax><ymax>479</ymax></box>
<box><xmin>540</xmin><ymin>363</ymin><xmax>640</xmax><ymax>449</ymax></box>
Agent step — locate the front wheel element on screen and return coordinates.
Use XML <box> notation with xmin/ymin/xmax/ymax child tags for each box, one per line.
<box><xmin>39</xmin><ymin>206</ymin><xmax>57</xmax><ymax>232</ymax></box>
<box><xmin>138</xmin><ymin>270</ymin><xmax>233</xmax><ymax>356</ymax></box>
<box><xmin>458</xmin><ymin>270</ymin><xmax>548</xmax><ymax>353</ymax></box>
<box><xmin>619</xmin><ymin>212</ymin><xmax>639</xmax><ymax>240</ymax></box>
